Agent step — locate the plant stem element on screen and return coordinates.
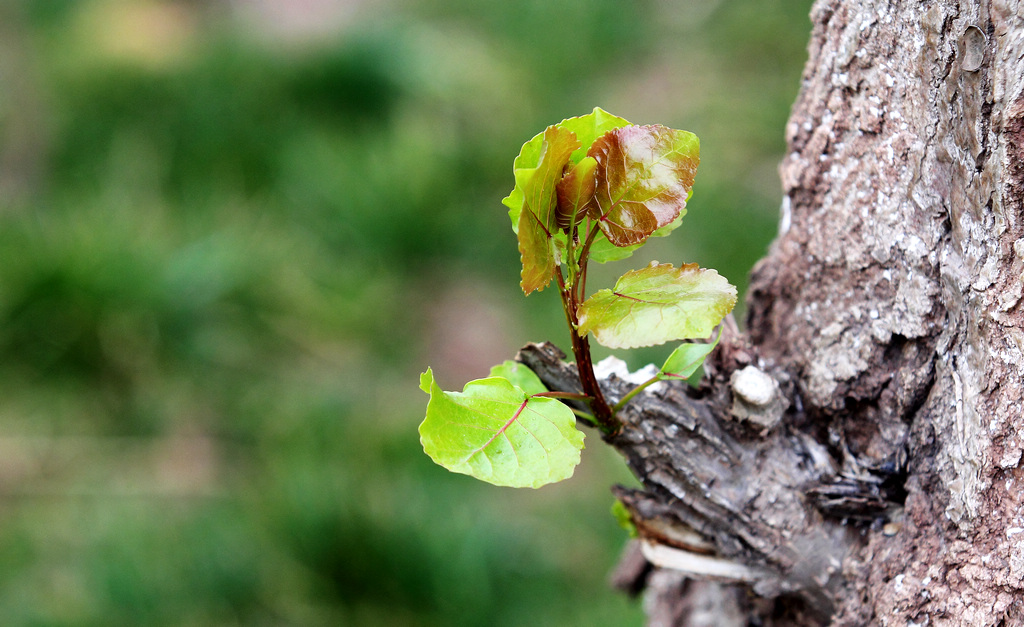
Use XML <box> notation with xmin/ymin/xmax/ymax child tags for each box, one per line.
<box><xmin>575</xmin><ymin>222</ymin><xmax>601</xmax><ymax>302</ymax></box>
<box><xmin>555</xmin><ymin>262</ymin><xmax>619</xmax><ymax>435</ymax></box>
<box><xmin>569</xmin><ymin>407</ymin><xmax>598</xmax><ymax>426</ymax></box>
<box><xmin>612</xmin><ymin>373</ymin><xmax>662</xmax><ymax>412</ymax></box>
<box><xmin>570</xmin><ymin>330</ymin><xmax>618</xmax><ymax>434</ymax></box>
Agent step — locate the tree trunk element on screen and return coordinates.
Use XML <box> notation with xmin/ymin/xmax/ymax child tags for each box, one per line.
<box><xmin>521</xmin><ymin>0</ymin><xmax>1024</xmax><ymax>624</ymax></box>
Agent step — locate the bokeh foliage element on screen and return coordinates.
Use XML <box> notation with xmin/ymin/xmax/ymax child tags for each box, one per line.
<box><xmin>0</xmin><ymin>0</ymin><xmax>811</xmax><ymax>624</ymax></box>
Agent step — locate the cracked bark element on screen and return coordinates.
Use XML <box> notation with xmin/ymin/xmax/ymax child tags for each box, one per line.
<box><xmin>520</xmin><ymin>1</ymin><xmax>1024</xmax><ymax>624</ymax></box>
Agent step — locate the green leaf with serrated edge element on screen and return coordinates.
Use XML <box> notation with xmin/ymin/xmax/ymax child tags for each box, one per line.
<box><xmin>502</xmin><ymin>108</ymin><xmax>631</xmax><ymax>235</ymax></box>
<box><xmin>489</xmin><ymin>360</ymin><xmax>548</xmax><ymax>396</ymax></box>
<box><xmin>577</xmin><ymin>262</ymin><xmax>736</xmax><ymax>349</ymax></box>
<box><xmin>587</xmin><ymin>125</ymin><xmax>700</xmax><ymax>247</ymax></box>
<box><xmin>660</xmin><ymin>330</ymin><xmax>721</xmax><ymax>380</ymax></box>
<box><xmin>418</xmin><ymin>368</ymin><xmax>584</xmax><ymax>489</ymax></box>
<box><xmin>517</xmin><ymin>126</ymin><xmax>579</xmax><ymax>294</ymax></box>
<box><xmin>555</xmin><ymin>156</ymin><xmax>597</xmax><ymax>231</ymax></box>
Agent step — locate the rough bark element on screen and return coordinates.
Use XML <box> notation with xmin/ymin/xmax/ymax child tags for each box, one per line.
<box><xmin>520</xmin><ymin>0</ymin><xmax>1024</xmax><ymax>624</ymax></box>
<box><xmin>753</xmin><ymin>0</ymin><xmax>1024</xmax><ymax>623</ymax></box>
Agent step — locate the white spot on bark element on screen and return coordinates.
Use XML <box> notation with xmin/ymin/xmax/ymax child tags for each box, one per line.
<box><xmin>639</xmin><ymin>540</ymin><xmax>767</xmax><ymax>583</ymax></box>
<box><xmin>730</xmin><ymin>367</ymin><xmax>785</xmax><ymax>432</ymax></box>
<box><xmin>779</xmin><ymin>195</ymin><xmax>792</xmax><ymax>235</ymax></box>
<box><xmin>732</xmin><ymin>367</ymin><xmax>776</xmax><ymax>407</ymax></box>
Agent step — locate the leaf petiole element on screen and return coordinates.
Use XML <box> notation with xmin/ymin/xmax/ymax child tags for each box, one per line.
<box><xmin>575</xmin><ymin>220</ymin><xmax>601</xmax><ymax>301</ymax></box>
<box><xmin>532</xmin><ymin>391</ymin><xmax>594</xmax><ymax>402</ymax></box>
<box><xmin>612</xmin><ymin>374</ymin><xmax>662</xmax><ymax>413</ymax></box>
<box><xmin>570</xmin><ymin>408</ymin><xmax>598</xmax><ymax>427</ymax></box>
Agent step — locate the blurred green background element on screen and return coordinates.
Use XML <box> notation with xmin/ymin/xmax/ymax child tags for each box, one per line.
<box><xmin>0</xmin><ymin>1</ymin><xmax>812</xmax><ymax>624</ymax></box>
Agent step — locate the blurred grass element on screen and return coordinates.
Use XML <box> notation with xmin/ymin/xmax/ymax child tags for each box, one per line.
<box><xmin>0</xmin><ymin>0</ymin><xmax>811</xmax><ymax>624</ymax></box>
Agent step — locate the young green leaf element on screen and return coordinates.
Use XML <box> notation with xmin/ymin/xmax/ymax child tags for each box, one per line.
<box><xmin>577</xmin><ymin>262</ymin><xmax>736</xmax><ymax>349</ymax></box>
<box><xmin>502</xmin><ymin>107</ymin><xmax>631</xmax><ymax>233</ymax></box>
<box><xmin>418</xmin><ymin>368</ymin><xmax>584</xmax><ymax>489</ymax></box>
<box><xmin>554</xmin><ymin>107</ymin><xmax>632</xmax><ymax>164</ymax></box>
<box><xmin>660</xmin><ymin>330</ymin><xmax>721</xmax><ymax>380</ymax></box>
<box><xmin>611</xmin><ymin>499</ymin><xmax>638</xmax><ymax>537</ymax></box>
<box><xmin>516</xmin><ymin>126</ymin><xmax>580</xmax><ymax>294</ymax></box>
<box><xmin>489</xmin><ymin>360</ymin><xmax>548</xmax><ymax>396</ymax></box>
<box><xmin>555</xmin><ymin>156</ymin><xmax>597</xmax><ymax>231</ymax></box>
<box><xmin>588</xmin><ymin>125</ymin><xmax>700</xmax><ymax>247</ymax></box>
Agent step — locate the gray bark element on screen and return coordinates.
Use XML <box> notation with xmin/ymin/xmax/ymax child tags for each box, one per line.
<box><xmin>521</xmin><ymin>0</ymin><xmax>1024</xmax><ymax>624</ymax></box>
<box><xmin>754</xmin><ymin>0</ymin><xmax>1024</xmax><ymax>623</ymax></box>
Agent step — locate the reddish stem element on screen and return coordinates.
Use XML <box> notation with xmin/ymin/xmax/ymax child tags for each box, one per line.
<box><xmin>555</xmin><ymin>264</ymin><xmax>619</xmax><ymax>435</ymax></box>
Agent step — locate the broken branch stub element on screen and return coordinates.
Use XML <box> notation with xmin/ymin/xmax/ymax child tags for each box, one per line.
<box><xmin>515</xmin><ymin>341</ymin><xmax>854</xmax><ymax>619</ymax></box>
